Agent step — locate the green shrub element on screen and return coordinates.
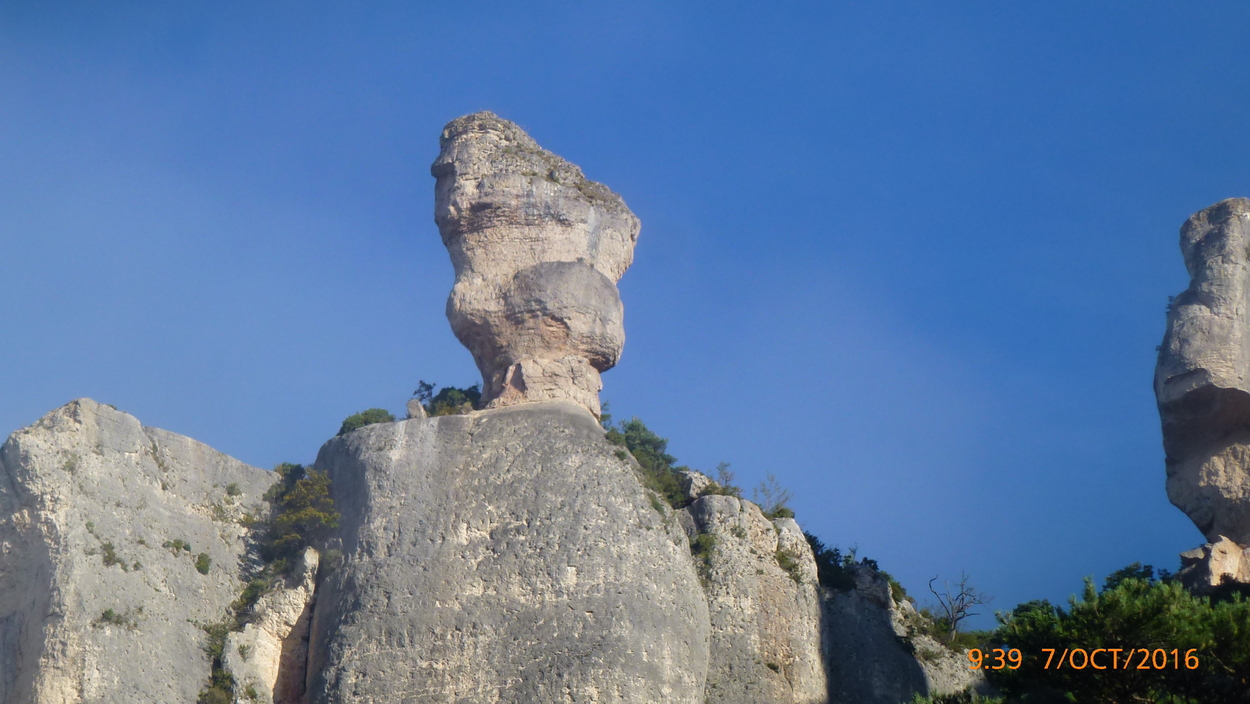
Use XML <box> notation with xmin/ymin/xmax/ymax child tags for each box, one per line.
<box><xmin>101</xmin><ymin>541</ymin><xmax>121</xmax><ymax>567</ymax></box>
<box><xmin>427</xmin><ymin>384</ymin><xmax>482</xmax><ymax>416</ymax></box>
<box><xmin>690</xmin><ymin>532</ymin><xmax>717</xmax><ymax>569</ymax></box>
<box><xmin>906</xmin><ymin>693</ymin><xmax>1003</xmax><ymax>704</ymax></box>
<box><xmin>196</xmin><ymin>620</ymin><xmax>235</xmax><ymax>703</ymax></box>
<box><xmin>163</xmin><ymin>538</ymin><xmax>191</xmax><ymax>554</ymax></box>
<box><xmin>775</xmin><ymin>549</ymin><xmax>804</xmax><ymax>584</ymax></box>
<box><xmin>261</xmin><ymin>463</ymin><xmax>341</xmax><ymax>566</ymax></box>
<box><xmin>195</xmin><ymin>553</ymin><xmax>212</xmax><ymax>575</ymax></box>
<box><xmin>225</xmin><ymin>482</ymin><xmax>241</xmax><ymax>497</ymax></box>
<box><xmin>986</xmin><ymin>565</ymin><xmax>1250</xmax><ymax>703</ymax></box>
<box><xmin>752</xmin><ymin>473</ymin><xmax>794</xmax><ymax>519</ymax></box>
<box><xmin>337</xmin><ymin>408</ymin><xmax>396</xmax><ymax>436</ymax></box>
<box><xmin>606</xmin><ymin>417</ymin><xmax>690</xmax><ymax>509</ymax></box>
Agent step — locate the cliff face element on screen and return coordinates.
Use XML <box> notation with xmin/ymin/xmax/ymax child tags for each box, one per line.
<box><xmin>1156</xmin><ymin>198</ymin><xmax>1250</xmax><ymax>587</ymax></box>
<box><xmin>677</xmin><ymin>494</ymin><xmax>827</xmax><ymax>704</ymax></box>
<box><xmin>305</xmin><ymin>401</ymin><xmax>710</xmax><ymax>703</ymax></box>
<box><xmin>0</xmin><ymin>399</ymin><xmax>274</xmax><ymax>704</ymax></box>
<box><xmin>0</xmin><ymin>112</ymin><xmax>978</xmax><ymax>704</ymax></box>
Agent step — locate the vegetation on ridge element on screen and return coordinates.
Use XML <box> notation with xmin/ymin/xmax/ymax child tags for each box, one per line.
<box><xmin>338</xmin><ymin>408</ymin><xmax>395</xmax><ymax>435</ymax></box>
<box><xmin>198</xmin><ymin>461</ymin><xmax>341</xmax><ymax>703</ymax></box>
<box><xmin>415</xmin><ymin>379</ymin><xmax>481</xmax><ymax>416</ymax></box>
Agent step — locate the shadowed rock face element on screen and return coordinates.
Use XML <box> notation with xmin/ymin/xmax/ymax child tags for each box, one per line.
<box><xmin>432</xmin><ymin>111</ymin><xmax>640</xmax><ymax>417</ymax></box>
<box><xmin>1156</xmin><ymin>198</ymin><xmax>1250</xmax><ymax>545</ymax></box>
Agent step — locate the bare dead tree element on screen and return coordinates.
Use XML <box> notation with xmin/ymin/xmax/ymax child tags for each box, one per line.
<box><xmin>928</xmin><ymin>572</ymin><xmax>991</xmax><ymax>643</ymax></box>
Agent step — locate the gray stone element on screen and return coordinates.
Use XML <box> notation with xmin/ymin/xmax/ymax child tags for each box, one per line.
<box><xmin>224</xmin><ymin>547</ymin><xmax>320</xmax><ymax>704</ymax></box>
<box><xmin>433</xmin><ymin>112</ymin><xmax>640</xmax><ymax>417</ymax></box>
<box><xmin>1175</xmin><ymin>536</ymin><xmax>1250</xmax><ymax>593</ymax></box>
<box><xmin>821</xmin><ymin>565</ymin><xmax>985</xmax><ymax>703</ymax></box>
<box><xmin>1156</xmin><ymin>198</ymin><xmax>1250</xmax><ymax>545</ymax></box>
<box><xmin>405</xmin><ymin>398</ymin><xmax>427</xmax><ymax>420</ymax></box>
<box><xmin>305</xmin><ymin>401</ymin><xmax>710</xmax><ymax>703</ymax></box>
<box><xmin>681</xmin><ymin>495</ymin><xmax>827</xmax><ymax>704</ymax></box>
<box><xmin>677</xmin><ymin>470</ymin><xmax>714</xmax><ymax>502</ymax></box>
<box><xmin>0</xmin><ymin>399</ymin><xmax>275</xmax><ymax>704</ymax></box>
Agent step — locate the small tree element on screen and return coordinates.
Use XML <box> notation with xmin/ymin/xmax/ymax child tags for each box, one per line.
<box><xmin>752</xmin><ymin>472</ymin><xmax>794</xmax><ymax>518</ymax></box>
<box><xmin>927</xmin><ymin>572</ymin><xmax>990</xmax><ymax>644</ymax></box>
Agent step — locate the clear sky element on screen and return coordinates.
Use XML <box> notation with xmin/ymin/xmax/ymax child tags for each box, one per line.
<box><xmin>2</xmin><ymin>2</ymin><xmax>1243</xmax><ymax>627</ymax></box>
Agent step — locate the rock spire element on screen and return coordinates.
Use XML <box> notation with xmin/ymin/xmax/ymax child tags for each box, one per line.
<box><xmin>432</xmin><ymin>111</ymin><xmax>640</xmax><ymax>417</ymax></box>
<box><xmin>1156</xmin><ymin>198</ymin><xmax>1250</xmax><ymax>586</ymax></box>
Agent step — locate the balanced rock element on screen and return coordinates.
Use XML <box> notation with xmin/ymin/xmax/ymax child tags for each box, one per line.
<box><xmin>432</xmin><ymin>111</ymin><xmax>640</xmax><ymax>417</ymax></box>
<box><xmin>0</xmin><ymin>399</ymin><xmax>275</xmax><ymax>704</ymax></box>
<box><xmin>1156</xmin><ymin>198</ymin><xmax>1250</xmax><ymax>547</ymax></box>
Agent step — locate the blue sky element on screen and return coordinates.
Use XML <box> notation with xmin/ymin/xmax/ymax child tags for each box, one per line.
<box><xmin>2</xmin><ymin>2</ymin><xmax>1243</xmax><ymax>626</ymax></box>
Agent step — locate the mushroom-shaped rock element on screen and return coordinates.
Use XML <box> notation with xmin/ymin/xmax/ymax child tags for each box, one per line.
<box><xmin>1156</xmin><ymin>198</ymin><xmax>1250</xmax><ymax>548</ymax></box>
<box><xmin>432</xmin><ymin>111</ymin><xmax>639</xmax><ymax>416</ymax></box>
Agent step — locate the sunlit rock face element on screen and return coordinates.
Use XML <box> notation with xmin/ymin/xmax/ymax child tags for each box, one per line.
<box><xmin>1156</xmin><ymin>198</ymin><xmax>1250</xmax><ymax>547</ymax></box>
<box><xmin>432</xmin><ymin>111</ymin><xmax>640</xmax><ymax>417</ymax></box>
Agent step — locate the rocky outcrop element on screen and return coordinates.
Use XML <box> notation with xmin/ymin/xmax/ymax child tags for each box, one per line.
<box><xmin>432</xmin><ymin>111</ymin><xmax>640</xmax><ymax>417</ymax></box>
<box><xmin>224</xmin><ymin>547</ymin><xmax>320</xmax><ymax>704</ymax></box>
<box><xmin>0</xmin><ymin>399</ymin><xmax>275</xmax><ymax>704</ymax></box>
<box><xmin>305</xmin><ymin>401</ymin><xmax>710</xmax><ymax>703</ymax></box>
<box><xmin>1176</xmin><ymin>537</ymin><xmax>1250</xmax><ymax>593</ymax></box>
<box><xmin>678</xmin><ymin>494</ymin><xmax>827</xmax><ymax>704</ymax></box>
<box><xmin>1156</xmin><ymin>198</ymin><xmax>1250</xmax><ymax>546</ymax></box>
<box><xmin>821</xmin><ymin>566</ymin><xmax>984</xmax><ymax>704</ymax></box>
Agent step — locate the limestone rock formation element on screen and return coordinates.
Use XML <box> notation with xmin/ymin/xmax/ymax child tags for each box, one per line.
<box><xmin>821</xmin><ymin>565</ymin><xmax>985</xmax><ymax>704</ymax></box>
<box><xmin>0</xmin><ymin>399</ymin><xmax>275</xmax><ymax>704</ymax></box>
<box><xmin>1156</xmin><ymin>197</ymin><xmax>1250</xmax><ymax>544</ymax></box>
<box><xmin>224</xmin><ymin>547</ymin><xmax>320</xmax><ymax>704</ymax></box>
<box><xmin>678</xmin><ymin>494</ymin><xmax>827</xmax><ymax>704</ymax></box>
<box><xmin>432</xmin><ymin>111</ymin><xmax>640</xmax><ymax>417</ymax></box>
<box><xmin>305</xmin><ymin>401</ymin><xmax>710</xmax><ymax>703</ymax></box>
<box><xmin>1156</xmin><ymin>198</ymin><xmax>1250</xmax><ymax>578</ymax></box>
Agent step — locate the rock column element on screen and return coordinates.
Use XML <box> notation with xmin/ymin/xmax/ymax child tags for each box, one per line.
<box><xmin>432</xmin><ymin>111</ymin><xmax>640</xmax><ymax>417</ymax></box>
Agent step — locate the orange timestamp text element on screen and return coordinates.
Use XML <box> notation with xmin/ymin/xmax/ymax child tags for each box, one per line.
<box><xmin>967</xmin><ymin>648</ymin><xmax>1202</xmax><ymax>671</ymax></box>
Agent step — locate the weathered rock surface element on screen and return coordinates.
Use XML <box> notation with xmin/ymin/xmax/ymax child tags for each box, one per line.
<box><xmin>1176</xmin><ymin>536</ymin><xmax>1250</xmax><ymax>593</ymax></box>
<box><xmin>305</xmin><ymin>401</ymin><xmax>710</xmax><ymax>704</ymax></box>
<box><xmin>432</xmin><ymin>111</ymin><xmax>640</xmax><ymax>417</ymax></box>
<box><xmin>224</xmin><ymin>547</ymin><xmax>320</xmax><ymax>704</ymax></box>
<box><xmin>0</xmin><ymin>399</ymin><xmax>274</xmax><ymax>704</ymax></box>
<box><xmin>1156</xmin><ymin>198</ymin><xmax>1250</xmax><ymax>545</ymax></box>
<box><xmin>821</xmin><ymin>566</ymin><xmax>984</xmax><ymax>704</ymax></box>
<box><xmin>679</xmin><ymin>494</ymin><xmax>827</xmax><ymax>704</ymax></box>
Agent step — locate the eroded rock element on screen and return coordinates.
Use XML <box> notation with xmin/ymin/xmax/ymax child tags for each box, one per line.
<box><xmin>680</xmin><ymin>494</ymin><xmax>827</xmax><ymax>704</ymax></box>
<box><xmin>1156</xmin><ymin>198</ymin><xmax>1250</xmax><ymax>546</ymax></box>
<box><xmin>305</xmin><ymin>401</ymin><xmax>709</xmax><ymax>703</ymax></box>
<box><xmin>224</xmin><ymin>547</ymin><xmax>320</xmax><ymax>704</ymax></box>
<box><xmin>0</xmin><ymin>399</ymin><xmax>275</xmax><ymax>704</ymax></box>
<box><xmin>432</xmin><ymin>111</ymin><xmax>640</xmax><ymax>417</ymax></box>
<box><xmin>821</xmin><ymin>565</ymin><xmax>985</xmax><ymax>703</ymax></box>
